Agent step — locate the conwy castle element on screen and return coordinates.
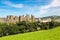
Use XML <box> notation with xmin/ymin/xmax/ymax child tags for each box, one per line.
<box><xmin>0</xmin><ymin>14</ymin><xmax>36</xmax><ymax>23</ymax></box>
<box><xmin>0</xmin><ymin>14</ymin><xmax>52</xmax><ymax>23</ymax></box>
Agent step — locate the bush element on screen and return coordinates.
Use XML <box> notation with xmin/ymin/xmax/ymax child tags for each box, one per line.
<box><xmin>0</xmin><ymin>20</ymin><xmax>60</xmax><ymax>37</ymax></box>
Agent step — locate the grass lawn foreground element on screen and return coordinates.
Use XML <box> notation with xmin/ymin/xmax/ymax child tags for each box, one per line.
<box><xmin>0</xmin><ymin>26</ymin><xmax>60</xmax><ymax>40</ymax></box>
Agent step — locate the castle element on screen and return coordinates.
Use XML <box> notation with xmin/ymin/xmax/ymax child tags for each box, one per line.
<box><xmin>0</xmin><ymin>14</ymin><xmax>52</xmax><ymax>23</ymax></box>
<box><xmin>0</xmin><ymin>14</ymin><xmax>36</xmax><ymax>23</ymax></box>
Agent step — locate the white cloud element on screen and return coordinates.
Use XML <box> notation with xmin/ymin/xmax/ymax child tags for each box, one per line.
<box><xmin>50</xmin><ymin>0</ymin><xmax>60</xmax><ymax>7</ymax></box>
<box><xmin>3</xmin><ymin>1</ymin><xmax>24</xmax><ymax>8</ymax></box>
<box><xmin>1</xmin><ymin>0</ymin><xmax>60</xmax><ymax>17</ymax></box>
<box><xmin>39</xmin><ymin>0</ymin><xmax>60</xmax><ymax>14</ymax></box>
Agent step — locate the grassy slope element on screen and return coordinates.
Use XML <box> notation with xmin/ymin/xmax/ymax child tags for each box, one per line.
<box><xmin>0</xmin><ymin>27</ymin><xmax>60</xmax><ymax>40</ymax></box>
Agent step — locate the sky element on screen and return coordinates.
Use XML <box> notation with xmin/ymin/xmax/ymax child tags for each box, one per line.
<box><xmin>0</xmin><ymin>0</ymin><xmax>60</xmax><ymax>18</ymax></box>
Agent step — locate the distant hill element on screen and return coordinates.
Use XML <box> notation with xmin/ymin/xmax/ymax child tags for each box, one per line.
<box><xmin>0</xmin><ymin>26</ymin><xmax>60</xmax><ymax>40</ymax></box>
<box><xmin>41</xmin><ymin>15</ymin><xmax>60</xmax><ymax>19</ymax></box>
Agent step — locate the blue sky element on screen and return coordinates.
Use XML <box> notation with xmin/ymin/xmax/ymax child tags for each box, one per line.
<box><xmin>0</xmin><ymin>0</ymin><xmax>60</xmax><ymax>18</ymax></box>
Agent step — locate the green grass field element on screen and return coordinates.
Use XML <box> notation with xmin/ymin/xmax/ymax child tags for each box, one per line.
<box><xmin>0</xmin><ymin>27</ymin><xmax>60</xmax><ymax>40</ymax></box>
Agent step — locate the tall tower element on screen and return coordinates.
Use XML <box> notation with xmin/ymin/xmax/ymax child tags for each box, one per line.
<box><xmin>7</xmin><ymin>15</ymin><xmax>14</xmax><ymax>20</ymax></box>
<box><xmin>19</xmin><ymin>15</ymin><xmax>25</xmax><ymax>22</ymax></box>
<box><xmin>31</xmin><ymin>15</ymin><xmax>35</xmax><ymax>22</ymax></box>
<box><xmin>25</xmin><ymin>14</ymin><xmax>30</xmax><ymax>22</ymax></box>
<box><xmin>14</xmin><ymin>16</ymin><xmax>19</xmax><ymax>22</ymax></box>
<box><xmin>7</xmin><ymin>15</ymin><xmax>14</xmax><ymax>22</ymax></box>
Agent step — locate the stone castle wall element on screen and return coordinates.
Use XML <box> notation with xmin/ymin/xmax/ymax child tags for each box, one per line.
<box><xmin>0</xmin><ymin>15</ymin><xmax>35</xmax><ymax>23</ymax></box>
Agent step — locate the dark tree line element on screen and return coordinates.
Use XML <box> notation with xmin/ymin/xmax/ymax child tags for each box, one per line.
<box><xmin>0</xmin><ymin>20</ymin><xmax>60</xmax><ymax>37</ymax></box>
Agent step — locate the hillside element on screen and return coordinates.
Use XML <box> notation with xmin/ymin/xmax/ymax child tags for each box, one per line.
<box><xmin>41</xmin><ymin>15</ymin><xmax>60</xmax><ymax>19</ymax></box>
<box><xmin>0</xmin><ymin>27</ymin><xmax>60</xmax><ymax>40</ymax></box>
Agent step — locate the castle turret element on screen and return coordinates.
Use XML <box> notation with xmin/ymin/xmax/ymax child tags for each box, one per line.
<box><xmin>14</xmin><ymin>16</ymin><xmax>19</xmax><ymax>22</ymax></box>
<box><xmin>7</xmin><ymin>15</ymin><xmax>14</xmax><ymax>23</ymax></box>
<box><xmin>19</xmin><ymin>15</ymin><xmax>25</xmax><ymax>22</ymax></box>
<box><xmin>25</xmin><ymin>14</ymin><xmax>30</xmax><ymax>22</ymax></box>
<box><xmin>31</xmin><ymin>15</ymin><xmax>35</xmax><ymax>22</ymax></box>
